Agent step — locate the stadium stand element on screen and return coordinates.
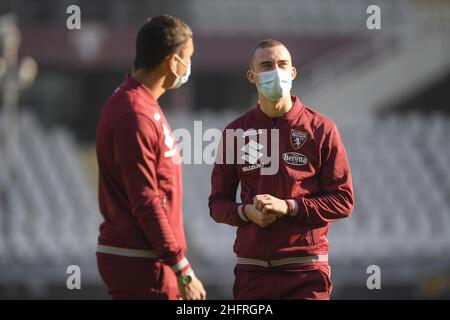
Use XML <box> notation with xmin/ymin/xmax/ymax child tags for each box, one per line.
<box><xmin>0</xmin><ymin>111</ymin><xmax>101</xmax><ymax>294</ymax></box>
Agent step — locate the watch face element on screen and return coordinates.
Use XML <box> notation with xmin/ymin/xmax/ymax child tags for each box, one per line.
<box><xmin>179</xmin><ymin>274</ymin><xmax>192</xmax><ymax>285</ymax></box>
<box><xmin>183</xmin><ymin>275</ymin><xmax>192</xmax><ymax>285</ymax></box>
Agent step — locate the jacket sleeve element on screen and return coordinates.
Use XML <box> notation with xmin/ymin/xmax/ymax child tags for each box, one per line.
<box><xmin>113</xmin><ymin>113</ymin><xmax>190</xmax><ymax>275</ymax></box>
<box><xmin>208</xmin><ymin>129</ymin><xmax>250</xmax><ymax>227</ymax></box>
<box><xmin>291</xmin><ymin>124</ymin><xmax>354</xmax><ymax>224</ymax></box>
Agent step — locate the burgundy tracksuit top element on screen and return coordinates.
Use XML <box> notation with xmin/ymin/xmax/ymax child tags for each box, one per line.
<box><xmin>96</xmin><ymin>75</ymin><xmax>189</xmax><ymax>273</ymax></box>
<box><xmin>209</xmin><ymin>96</ymin><xmax>354</xmax><ymax>269</ymax></box>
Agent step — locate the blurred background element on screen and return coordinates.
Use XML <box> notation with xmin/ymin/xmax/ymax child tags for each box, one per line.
<box><xmin>0</xmin><ymin>0</ymin><xmax>449</xmax><ymax>299</ymax></box>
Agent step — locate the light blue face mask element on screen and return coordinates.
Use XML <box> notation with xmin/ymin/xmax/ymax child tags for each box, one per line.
<box><xmin>169</xmin><ymin>55</ymin><xmax>191</xmax><ymax>89</ymax></box>
<box><xmin>253</xmin><ymin>68</ymin><xmax>292</xmax><ymax>101</ymax></box>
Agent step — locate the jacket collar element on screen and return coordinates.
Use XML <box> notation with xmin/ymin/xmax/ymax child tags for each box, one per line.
<box><xmin>120</xmin><ymin>74</ymin><xmax>158</xmax><ymax>106</ymax></box>
<box><xmin>254</xmin><ymin>96</ymin><xmax>305</xmax><ymax>123</ymax></box>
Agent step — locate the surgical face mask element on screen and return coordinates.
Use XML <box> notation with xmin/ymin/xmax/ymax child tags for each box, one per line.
<box><xmin>169</xmin><ymin>55</ymin><xmax>191</xmax><ymax>89</ymax></box>
<box><xmin>253</xmin><ymin>68</ymin><xmax>292</xmax><ymax>101</ymax></box>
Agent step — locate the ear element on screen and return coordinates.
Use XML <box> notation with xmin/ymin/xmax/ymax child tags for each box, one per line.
<box><xmin>166</xmin><ymin>53</ymin><xmax>177</xmax><ymax>72</ymax></box>
<box><xmin>291</xmin><ymin>66</ymin><xmax>298</xmax><ymax>80</ymax></box>
<box><xmin>247</xmin><ymin>70</ymin><xmax>257</xmax><ymax>84</ymax></box>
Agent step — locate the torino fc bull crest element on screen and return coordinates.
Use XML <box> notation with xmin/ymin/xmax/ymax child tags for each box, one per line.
<box><xmin>290</xmin><ymin>130</ymin><xmax>307</xmax><ymax>150</ymax></box>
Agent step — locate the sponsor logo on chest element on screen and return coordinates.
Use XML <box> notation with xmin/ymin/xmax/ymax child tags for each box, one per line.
<box><xmin>241</xmin><ymin>140</ymin><xmax>267</xmax><ymax>172</ymax></box>
<box><xmin>282</xmin><ymin>152</ymin><xmax>308</xmax><ymax>166</ymax></box>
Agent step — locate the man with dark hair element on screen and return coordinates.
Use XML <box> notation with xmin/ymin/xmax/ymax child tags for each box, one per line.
<box><xmin>96</xmin><ymin>15</ymin><xmax>206</xmax><ymax>300</ymax></box>
<box><xmin>209</xmin><ymin>39</ymin><xmax>354</xmax><ymax>299</ymax></box>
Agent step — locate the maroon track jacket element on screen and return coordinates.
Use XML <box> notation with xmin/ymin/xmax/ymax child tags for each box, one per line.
<box><xmin>209</xmin><ymin>96</ymin><xmax>354</xmax><ymax>269</ymax></box>
<box><xmin>96</xmin><ymin>75</ymin><xmax>190</xmax><ymax>274</ymax></box>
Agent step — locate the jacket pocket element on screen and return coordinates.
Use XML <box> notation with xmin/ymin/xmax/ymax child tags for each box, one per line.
<box><xmin>309</xmin><ymin>224</ymin><xmax>328</xmax><ymax>246</ymax></box>
<box><xmin>286</xmin><ymin>223</ymin><xmax>311</xmax><ymax>247</ymax></box>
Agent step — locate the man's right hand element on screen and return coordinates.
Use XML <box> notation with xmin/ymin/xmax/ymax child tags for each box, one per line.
<box><xmin>244</xmin><ymin>204</ymin><xmax>277</xmax><ymax>228</ymax></box>
<box><xmin>177</xmin><ymin>271</ymin><xmax>206</xmax><ymax>300</ymax></box>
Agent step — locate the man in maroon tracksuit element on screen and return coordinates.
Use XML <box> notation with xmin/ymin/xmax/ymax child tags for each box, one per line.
<box><xmin>96</xmin><ymin>16</ymin><xmax>205</xmax><ymax>300</ymax></box>
<box><xmin>209</xmin><ymin>39</ymin><xmax>354</xmax><ymax>300</ymax></box>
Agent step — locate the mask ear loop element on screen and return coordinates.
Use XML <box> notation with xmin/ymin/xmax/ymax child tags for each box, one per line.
<box><xmin>172</xmin><ymin>55</ymin><xmax>190</xmax><ymax>78</ymax></box>
<box><xmin>175</xmin><ymin>55</ymin><xmax>190</xmax><ymax>67</ymax></box>
<box><xmin>171</xmin><ymin>59</ymin><xmax>181</xmax><ymax>78</ymax></box>
<box><xmin>250</xmin><ymin>70</ymin><xmax>260</xmax><ymax>85</ymax></box>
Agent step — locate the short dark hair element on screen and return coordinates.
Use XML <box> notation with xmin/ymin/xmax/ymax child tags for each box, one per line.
<box><xmin>249</xmin><ymin>39</ymin><xmax>285</xmax><ymax>70</ymax></box>
<box><xmin>134</xmin><ymin>15</ymin><xmax>193</xmax><ymax>71</ymax></box>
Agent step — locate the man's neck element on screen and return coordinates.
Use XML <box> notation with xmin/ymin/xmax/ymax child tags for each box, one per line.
<box><xmin>259</xmin><ymin>95</ymin><xmax>293</xmax><ymax>118</ymax></box>
<box><xmin>131</xmin><ymin>69</ymin><xmax>166</xmax><ymax>101</ymax></box>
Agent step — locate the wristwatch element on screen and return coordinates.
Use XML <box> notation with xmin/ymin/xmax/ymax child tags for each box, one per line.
<box><xmin>178</xmin><ymin>270</ymin><xmax>194</xmax><ymax>285</ymax></box>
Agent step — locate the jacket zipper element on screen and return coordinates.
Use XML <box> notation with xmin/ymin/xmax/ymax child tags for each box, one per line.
<box><xmin>267</xmin><ymin>118</ymin><xmax>278</xmax><ymax>266</ymax></box>
<box><xmin>309</xmin><ymin>228</ymin><xmax>315</xmax><ymax>245</ymax></box>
